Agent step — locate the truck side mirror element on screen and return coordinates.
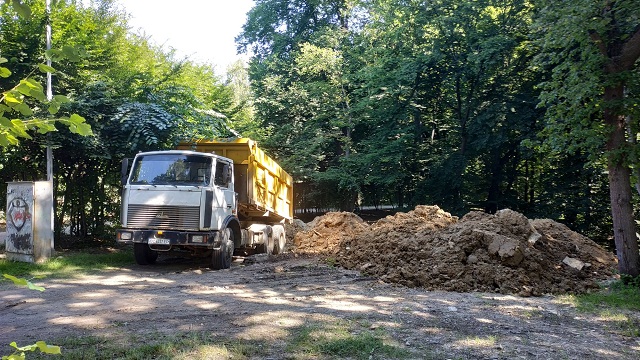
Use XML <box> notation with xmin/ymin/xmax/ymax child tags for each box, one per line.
<box><xmin>121</xmin><ymin>158</ymin><xmax>131</xmax><ymax>185</ymax></box>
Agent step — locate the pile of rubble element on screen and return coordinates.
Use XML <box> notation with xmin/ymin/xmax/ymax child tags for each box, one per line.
<box><xmin>292</xmin><ymin>206</ymin><xmax>617</xmax><ymax>296</ymax></box>
<box><xmin>292</xmin><ymin>212</ymin><xmax>369</xmax><ymax>254</ymax></box>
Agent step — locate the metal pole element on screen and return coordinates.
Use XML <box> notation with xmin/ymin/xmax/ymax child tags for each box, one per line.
<box><xmin>46</xmin><ymin>0</ymin><xmax>52</xmax><ymax>180</ymax></box>
<box><xmin>45</xmin><ymin>0</ymin><xmax>54</xmax><ymax>248</ymax></box>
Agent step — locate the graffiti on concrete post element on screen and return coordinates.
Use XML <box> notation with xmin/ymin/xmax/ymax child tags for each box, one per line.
<box><xmin>6</xmin><ymin>185</ymin><xmax>34</xmax><ymax>254</ymax></box>
<box><xmin>6</xmin><ymin>181</ymin><xmax>53</xmax><ymax>263</ymax></box>
<box><xmin>8</xmin><ymin>197</ymin><xmax>32</xmax><ymax>232</ymax></box>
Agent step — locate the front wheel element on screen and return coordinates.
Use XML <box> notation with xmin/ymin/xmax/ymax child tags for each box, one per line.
<box><xmin>211</xmin><ymin>228</ymin><xmax>233</xmax><ymax>270</ymax></box>
<box><xmin>134</xmin><ymin>243</ymin><xmax>158</xmax><ymax>265</ymax></box>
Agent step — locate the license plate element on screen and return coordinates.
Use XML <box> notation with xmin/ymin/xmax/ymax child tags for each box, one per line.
<box><xmin>149</xmin><ymin>238</ymin><xmax>170</xmax><ymax>245</ymax></box>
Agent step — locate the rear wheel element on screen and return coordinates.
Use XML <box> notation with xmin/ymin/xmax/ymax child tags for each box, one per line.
<box><xmin>272</xmin><ymin>225</ymin><xmax>286</xmax><ymax>255</ymax></box>
<box><xmin>211</xmin><ymin>228</ymin><xmax>233</xmax><ymax>270</ymax></box>
<box><xmin>256</xmin><ymin>227</ymin><xmax>274</xmax><ymax>255</ymax></box>
<box><xmin>134</xmin><ymin>243</ymin><xmax>158</xmax><ymax>265</ymax></box>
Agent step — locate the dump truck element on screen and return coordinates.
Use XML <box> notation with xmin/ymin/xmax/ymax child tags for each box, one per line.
<box><xmin>116</xmin><ymin>138</ymin><xmax>293</xmax><ymax>269</ymax></box>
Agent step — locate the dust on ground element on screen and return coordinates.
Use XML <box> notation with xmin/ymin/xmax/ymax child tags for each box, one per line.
<box><xmin>2</xmin><ymin>205</ymin><xmax>637</xmax><ymax>360</ymax></box>
<box><xmin>293</xmin><ymin>205</ymin><xmax>618</xmax><ymax>296</ymax></box>
<box><xmin>2</xmin><ymin>254</ymin><xmax>639</xmax><ymax>360</ymax></box>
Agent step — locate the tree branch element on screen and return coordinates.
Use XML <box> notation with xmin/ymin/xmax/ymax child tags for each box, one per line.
<box><xmin>588</xmin><ymin>30</ymin><xmax>608</xmax><ymax>57</ymax></box>
<box><xmin>618</xmin><ymin>27</ymin><xmax>640</xmax><ymax>69</ymax></box>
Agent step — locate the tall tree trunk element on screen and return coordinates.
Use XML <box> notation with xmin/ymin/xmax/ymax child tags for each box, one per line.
<box><xmin>605</xmin><ymin>84</ymin><xmax>639</xmax><ymax>277</ymax></box>
<box><xmin>485</xmin><ymin>151</ymin><xmax>503</xmax><ymax>214</ymax></box>
<box><xmin>589</xmin><ymin>16</ymin><xmax>640</xmax><ymax>276</ymax></box>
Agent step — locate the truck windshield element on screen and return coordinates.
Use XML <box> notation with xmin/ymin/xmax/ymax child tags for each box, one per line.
<box><xmin>129</xmin><ymin>154</ymin><xmax>212</xmax><ymax>186</ymax></box>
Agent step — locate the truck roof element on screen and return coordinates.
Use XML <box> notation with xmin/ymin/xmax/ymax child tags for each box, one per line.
<box><xmin>135</xmin><ymin>149</ymin><xmax>232</xmax><ymax>163</ymax></box>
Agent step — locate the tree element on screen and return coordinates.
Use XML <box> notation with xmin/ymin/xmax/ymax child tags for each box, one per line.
<box><xmin>1</xmin><ymin>0</ymin><xmax>244</xmax><ymax>239</ymax></box>
<box><xmin>533</xmin><ymin>0</ymin><xmax>640</xmax><ymax>276</ymax></box>
<box><xmin>238</xmin><ymin>0</ymin><xmax>361</xmax><ymax>210</ymax></box>
<box><xmin>225</xmin><ymin>60</ymin><xmax>260</xmax><ymax>138</ymax></box>
<box><xmin>0</xmin><ymin>0</ymin><xmax>91</xmax><ymax>147</ymax></box>
<box><xmin>345</xmin><ymin>0</ymin><xmax>540</xmax><ymax>212</ymax></box>
<box><xmin>239</xmin><ymin>0</ymin><xmax>548</xmax><ymax>214</ymax></box>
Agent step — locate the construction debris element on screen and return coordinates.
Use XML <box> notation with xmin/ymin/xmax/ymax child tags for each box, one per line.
<box><xmin>292</xmin><ymin>205</ymin><xmax>617</xmax><ymax>296</ymax></box>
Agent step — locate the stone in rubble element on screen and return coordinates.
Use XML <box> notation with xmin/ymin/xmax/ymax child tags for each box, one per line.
<box><xmin>562</xmin><ymin>256</ymin><xmax>585</xmax><ymax>271</ymax></box>
<box><xmin>487</xmin><ymin>234</ymin><xmax>525</xmax><ymax>267</ymax></box>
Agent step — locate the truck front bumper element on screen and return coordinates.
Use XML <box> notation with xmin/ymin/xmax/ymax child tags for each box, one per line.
<box><xmin>116</xmin><ymin>229</ymin><xmax>221</xmax><ymax>248</ymax></box>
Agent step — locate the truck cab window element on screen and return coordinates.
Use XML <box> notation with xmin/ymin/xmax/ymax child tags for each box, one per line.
<box><xmin>130</xmin><ymin>154</ymin><xmax>212</xmax><ymax>186</ymax></box>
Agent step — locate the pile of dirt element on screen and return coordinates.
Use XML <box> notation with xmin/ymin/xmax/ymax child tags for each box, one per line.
<box><xmin>284</xmin><ymin>219</ymin><xmax>308</xmax><ymax>250</ymax></box>
<box><xmin>293</xmin><ymin>206</ymin><xmax>618</xmax><ymax>296</ymax></box>
<box><xmin>292</xmin><ymin>211</ymin><xmax>370</xmax><ymax>254</ymax></box>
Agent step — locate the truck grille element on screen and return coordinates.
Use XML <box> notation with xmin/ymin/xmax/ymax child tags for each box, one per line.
<box><xmin>126</xmin><ymin>204</ymin><xmax>200</xmax><ymax>230</ymax></box>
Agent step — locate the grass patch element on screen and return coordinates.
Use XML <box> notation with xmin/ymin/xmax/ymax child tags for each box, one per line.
<box><xmin>324</xmin><ymin>257</ymin><xmax>337</xmax><ymax>267</ymax></box>
<box><xmin>574</xmin><ymin>281</ymin><xmax>640</xmax><ymax>312</ymax></box>
<box><xmin>0</xmin><ymin>249</ymin><xmax>133</xmax><ymax>280</ymax></box>
<box><xmin>8</xmin><ymin>333</ymin><xmax>266</xmax><ymax>360</ymax></box>
<box><xmin>457</xmin><ymin>335</ymin><xmax>497</xmax><ymax>348</ymax></box>
<box><xmin>557</xmin><ymin>280</ymin><xmax>640</xmax><ymax>338</ymax></box>
<box><xmin>286</xmin><ymin>321</ymin><xmax>410</xmax><ymax>359</ymax></box>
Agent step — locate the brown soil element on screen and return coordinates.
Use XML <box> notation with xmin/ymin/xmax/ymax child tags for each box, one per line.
<box><xmin>293</xmin><ymin>205</ymin><xmax>618</xmax><ymax>296</ymax></box>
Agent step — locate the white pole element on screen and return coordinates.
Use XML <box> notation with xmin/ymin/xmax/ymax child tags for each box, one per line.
<box><xmin>46</xmin><ymin>0</ymin><xmax>52</xmax><ymax>180</ymax></box>
<box><xmin>45</xmin><ymin>0</ymin><xmax>54</xmax><ymax>249</ymax></box>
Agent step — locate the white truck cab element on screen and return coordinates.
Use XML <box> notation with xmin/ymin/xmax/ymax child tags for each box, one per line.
<box><xmin>117</xmin><ymin>139</ymin><xmax>293</xmax><ymax>270</ymax></box>
<box><xmin>117</xmin><ymin>150</ymin><xmax>239</xmax><ymax>269</ymax></box>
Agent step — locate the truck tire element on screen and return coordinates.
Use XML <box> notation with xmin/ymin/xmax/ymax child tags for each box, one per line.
<box><xmin>256</xmin><ymin>227</ymin><xmax>274</xmax><ymax>255</ymax></box>
<box><xmin>272</xmin><ymin>225</ymin><xmax>286</xmax><ymax>255</ymax></box>
<box><xmin>265</xmin><ymin>230</ymin><xmax>274</xmax><ymax>255</ymax></box>
<box><xmin>134</xmin><ymin>243</ymin><xmax>158</xmax><ymax>265</ymax></box>
<box><xmin>211</xmin><ymin>228</ymin><xmax>233</xmax><ymax>270</ymax></box>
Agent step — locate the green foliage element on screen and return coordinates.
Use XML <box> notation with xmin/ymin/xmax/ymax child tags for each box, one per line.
<box><xmin>532</xmin><ymin>0</ymin><xmax>640</xmax><ymax>274</ymax></box>
<box><xmin>621</xmin><ymin>275</ymin><xmax>640</xmax><ymax>288</ymax></box>
<box><xmin>0</xmin><ymin>61</ymin><xmax>92</xmax><ymax>146</ymax></box>
<box><xmin>240</xmin><ymin>0</ymin><xmax>552</xmax><ymax>215</ymax></box>
<box><xmin>532</xmin><ymin>0</ymin><xmax>610</xmax><ymax>159</ymax></box>
<box><xmin>225</xmin><ymin>60</ymin><xmax>258</xmax><ymax>138</ymax></box>
<box><xmin>2</xmin><ymin>274</ymin><xmax>45</xmax><ymax>291</ymax></box>
<box><xmin>2</xmin><ymin>341</ymin><xmax>61</xmax><ymax>360</ymax></box>
<box><xmin>113</xmin><ymin>102</ymin><xmax>178</xmax><ymax>151</ymax></box>
<box><xmin>0</xmin><ymin>0</ymin><xmax>93</xmax><ymax>147</ymax></box>
<box><xmin>0</xmin><ymin>271</ymin><xmax>58</xmax><ymax>360</ymax></box>
<box><xmin>0</xmin><ymin>0</ymin><xmax>248</xmax><ymax>240</ymax></box>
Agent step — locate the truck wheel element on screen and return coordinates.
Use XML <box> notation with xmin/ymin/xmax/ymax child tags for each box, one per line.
<box><xmin>256</xmin><ymin>228</ymin><xmax>274</xmax><ymax>255</ymax></box>
<box><xmin>265</xmin><ymin>230</ymin><xmax>274</xmax><ymax>255</ymax></box>
<box><xmin>211</xmin><ymin>229</ymin><xmax>233</xmax><ymax>270</ymax></box>
<box><xmin>134</xmin><ymin>243</ymin><xmax>158</xmax><ymax>265</ymax></box>
<box><xmin>272</xmin><ymin>225</ymin><xmax>286</xmax><ymax>255</ymax></box>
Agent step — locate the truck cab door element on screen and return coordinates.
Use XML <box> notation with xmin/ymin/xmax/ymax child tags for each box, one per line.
<box><xmin>208</xmin><ymin>160</ymin><xmax>235</xmax><ymax>229</ymax></box>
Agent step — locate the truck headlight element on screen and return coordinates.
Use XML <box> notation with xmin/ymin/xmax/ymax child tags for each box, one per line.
<box><xmin>191</xmin><ymin>235</ymin><xmax>205</xmax><ymax>243</ymax></box>
<box><xmin>120</xmin><ymin>232</ymin><xmax>132</xmax><ymax>240</ymax></box>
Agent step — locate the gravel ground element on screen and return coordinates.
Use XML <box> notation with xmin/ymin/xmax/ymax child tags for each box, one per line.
<box><xmin>1</xmin><ymin>253</ymin><xmax>639</xmax><ymax>359</ymax></box>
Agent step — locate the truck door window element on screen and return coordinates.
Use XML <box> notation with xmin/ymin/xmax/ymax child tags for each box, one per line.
<box><xmin>215</xmin><ymin>161</ymin><xmax>231</xmax><ymax>187</ymax></box>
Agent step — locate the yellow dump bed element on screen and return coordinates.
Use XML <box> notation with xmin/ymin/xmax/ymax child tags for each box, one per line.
<box><xmin>177</xmin><ymin>138</ymin><xmax>293</xmax><ymax>222</ymax></box>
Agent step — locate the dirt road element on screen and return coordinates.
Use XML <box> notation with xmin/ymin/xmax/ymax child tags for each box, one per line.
<box><xmin>1</xmin><ymin>253</ymin><xmax>638</xmax><ymax>359</ymax></box>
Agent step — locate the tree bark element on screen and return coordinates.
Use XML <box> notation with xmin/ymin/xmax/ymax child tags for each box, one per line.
<box><xmin>589</xmin><ymin>13</ymin><xmax>640</xmax><ymax>277</ymax></box>
<box><xmin>605</xmin><ymin>85</ymin><xmax>640</xmax><ymax>277</ymax></box>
